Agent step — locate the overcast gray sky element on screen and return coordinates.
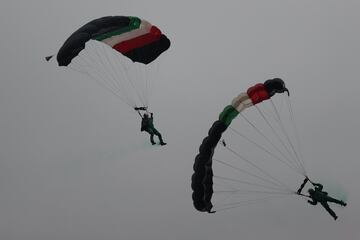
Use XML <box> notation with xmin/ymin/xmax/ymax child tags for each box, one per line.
<box><xmin>1</xmin><ymin>0</ymin><xmax>360</xmax><ymax>239</ymax></box>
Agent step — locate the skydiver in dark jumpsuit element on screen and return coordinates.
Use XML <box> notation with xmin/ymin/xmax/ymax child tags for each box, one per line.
<box><xmin>135</xmin><ymin>107</ymin><xmax>166</xmax><ymax>146</ymax></box>
<box><xmin>297</xmin><ymin>178</ymin><xmax>347</xmax><ymax>220</ymax></box>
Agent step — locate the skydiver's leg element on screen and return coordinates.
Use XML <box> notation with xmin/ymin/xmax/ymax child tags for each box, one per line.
<box><xmin>320</xmin><ymin>202</ymin><xmax>337</xmax><ymax>220</ymax></box>
<box><xmin>145</xmin><ymin>129</ymin><xmax>156</xmax><ymax>145</ymax></box>
<box><xmin>326</xmin><ymin>196</ymin><xmax>346</xmax><ymax>206</ymax></box>
<box><xmin>150</xmin><ymin>134</ymin><xmax>156</xmax><ymax>145</ymax></box>
<box><xmin>153</xmin><ymin>128</ymin><xmax>166</xmax><ymax>145</ymax></box>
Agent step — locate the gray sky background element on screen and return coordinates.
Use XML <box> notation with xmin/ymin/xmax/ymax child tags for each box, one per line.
<box><xmin>1</xmin><ymin>0</ymin><xmax>360</xmax><ymax>239</ymax></box>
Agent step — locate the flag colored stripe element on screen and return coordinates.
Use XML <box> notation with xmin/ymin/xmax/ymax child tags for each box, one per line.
<box><xmin>101</xmin><ymin>20</ymin><xmax>152</xmax><ymax>47</ymax></box>
<box><xmin>113</xmin><ymin>26</ymin><xmax>161</xmax><ymax>53</ymax></box>
<box><xmin>219</xmin><ymin>105</ymin><xmax>239</xmax><ymax>127</ymax></box>
<box><xmin>247</xmin><ymin>83</ymin><xmax>270</xmax><ymax>104</ymax></box>
<box><xmin>93</xmin><ymin>17</ymin><xmax>141</xmax><ymax>41</ymax></box>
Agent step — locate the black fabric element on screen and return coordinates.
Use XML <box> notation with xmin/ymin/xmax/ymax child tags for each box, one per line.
<box><xmin>191</xmin><ymin>120</ymin><xmax>227</xmax><ymax>212</ymax></box>
<box><xmin>124</xmin><ymin>34</ymin><xmax>171</xmax><ymax>64</ymax></box>
<box><xmin>264</xmin><ymin>78</ymin><xmax>289</xmax><ymax>97</ymax></box>
<box><xmin>57</xmin><ymin>16</ymin><xmax>130</xmax><ymax>66</ymax></box>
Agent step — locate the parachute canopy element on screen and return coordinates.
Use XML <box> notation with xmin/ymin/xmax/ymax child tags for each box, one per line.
<box><xmin>52</xmin><ymin>16</ymin><xmax>171</xmax><ymax>110</ymax></box>
<box><xmin>57</xmin><ymin>16</ymin><xmax>170</xmax><ymax>66</ymax></box>
<box><xmin>192</xmin><ymin>78</ymin><xmax>294</xmax><ymax>213</ymax></box>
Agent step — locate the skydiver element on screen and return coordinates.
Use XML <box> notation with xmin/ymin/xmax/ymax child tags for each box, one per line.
<box><xmin>298</xmin><ymin>178</ymin><xmax>347</xmax><ymax>220</ymax></box>
<box><xmin>135</xmin><ymin>107</ymin><xmax>166</xmax><ymax>146</ymax></box>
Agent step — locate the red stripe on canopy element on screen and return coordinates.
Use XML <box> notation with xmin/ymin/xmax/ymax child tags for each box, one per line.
<box><xmin>247</xmin><ymin>83</ymin><xmax>270</xmax><ymax>104</ymax></box>
<box><xmin>113</xmin><ymin>26</ymin><xmax>161</xmax><ymax>53</ymax></box>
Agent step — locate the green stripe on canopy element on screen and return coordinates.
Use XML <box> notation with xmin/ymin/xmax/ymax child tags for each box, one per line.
<box><xmin>93</xmin><ymin>17</ymin><xmax>141</xmax><ymax>41</ymax></box>
<box><xmin>219</xmin><ymin>105</ymin><xmax>239</xmax><ymax>127</ymax></box>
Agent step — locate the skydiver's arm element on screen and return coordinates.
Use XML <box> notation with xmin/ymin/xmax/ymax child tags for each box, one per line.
<box><xmin>307</xmin><ymin>200</ymin><xmax>317</xmax><ymax>205</ymax></box>
<box><xmin>150</xmin><ymin>113</ymin><xmax>153</xmax><ymax>119</ymax></box>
